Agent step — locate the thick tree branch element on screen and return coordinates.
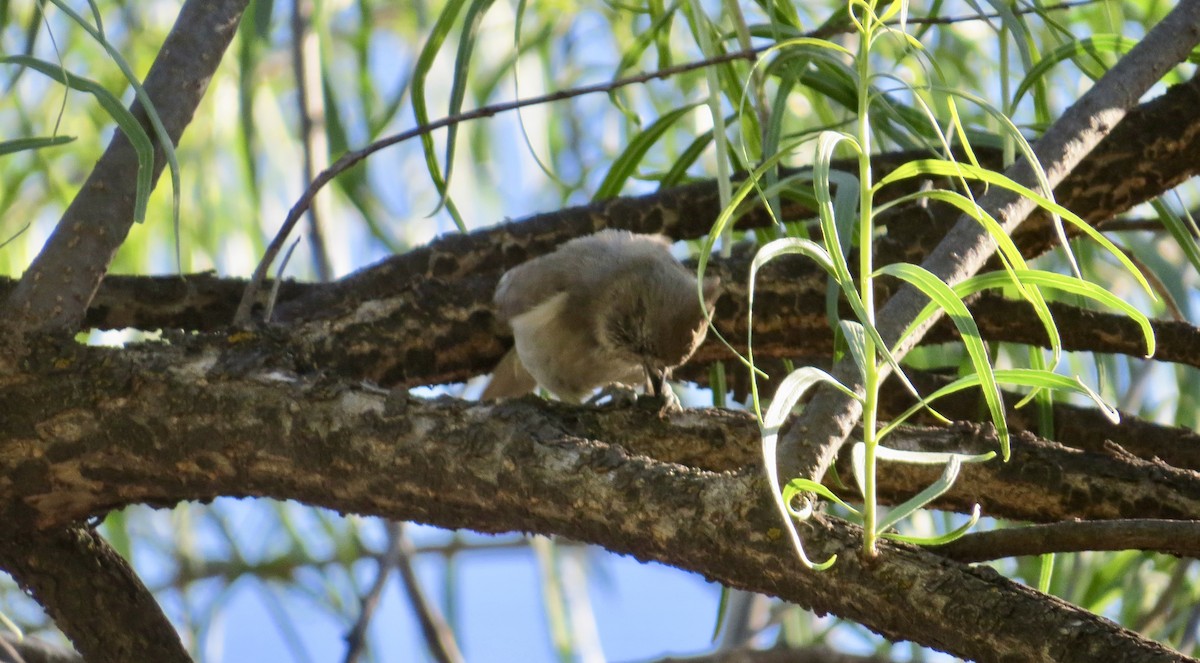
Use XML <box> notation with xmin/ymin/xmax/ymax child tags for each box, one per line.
<box><xmin>0</xmin><ymin>345</ymin><xmax>1189</xmax><ymax>663</ymax></box>
<box><xmin>778</xmin><ymin>1</ymin><xmax>1200</xmax><ymax>488</ymax></box>
<box><xmin>0</xmin><ymin>527</ymin><xmax>189</xmax><ymax>663</ymax></box>
<box><xmin>11</xmin><ymin>254</ymin><xmax>1199</xmax><ymax>394</ymax></box>
<box><xmin>5</xmin><ymin>338</ymin><xmax>1200</xmax><ymax>527</ymax></box>
<box><xmin>2</xmin><ymin>0</ymin><xmax>248</xmax><ymax>334</ymax></box>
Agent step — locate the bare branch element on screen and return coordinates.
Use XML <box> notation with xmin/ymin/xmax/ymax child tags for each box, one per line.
<box><xmin>931</xmin><ymin>520</ymin><xmax>1200</xmax><ymax>563</ymax></box>
<box><xmin>394</xmin><ymin>524</ymin><xmax>463</xmax><ymax>663</ymax></box>
<box><xmin>343</xmin><ymin>522</ymin><xmax>403</xmax><ymax>663</ymax></box>
<box><xmin>0</xmin><ymin>527</ymin><xmax>189</xmax><ymax>663</ymax></box>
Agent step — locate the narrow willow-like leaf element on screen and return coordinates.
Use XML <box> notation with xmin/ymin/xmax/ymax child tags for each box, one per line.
<box><xmin>748</xmin><ymin>236</ymin><xmax>839</xmax><ymax>414</ymax></box>
<box><xmin>101</xmin><ymin>510</ymin><xmax>133</xmax><ymax>561</ymax></box>
<box><xmin>698</xmin><ymin>134</ymin><xmax>821</xmax><ymax>373</ymax></box>
<box><xmin>254</xmin><ymin>0</ymin><xmax>275</xmax><ymax>37</ymax></box>
<box><xmin>1012</xmin><ymin>36</ymin><xmax>1200</xmax><ymax>109</ymax></box>
<box><xmin>878</xmin><ymin>368</ymin><xmax>1120</xmax><ymax>440</ymax></box>
<box><xmin>877</xmin><ymin>188</ymin><xmax>1062</xmax><ymax>363</ymax></box>
<box><xmin>48</xmin><ymin>0</ymin><xmax>181</xmax><ymax>239</ymax></box>
<box><xmin>873</xmin><ymin>445</ymin><xmax>996</xmax><ymax>466</ymax></box>
<box><xmin>594</xmin><ymin>104</ymin><xmax>699</xmax><ymax>200</ymax></box>
<box><xmin>877</xmin><ymin>262</ymin><xmax>1008</xmax><ymax>458</ymax></box>
<box><xmin>953</xmin><ymin>270</ymin><xmax>1154</xmax><ymax>358</ymax></box>
<box><xmin>659</xmin><ymin>128</ymin><xmax>714</xmax><ymax>188</ymax></box>
<box><xmin>1038</xmin><ymin>553</ymin><xmax>1056</xmax><ymax>593</ymax></box>
<box><xmin>1</xmin><ymin>55</ymin><xmax>154</xmax><ymax>223</ymax></box>
<box><xmin>813</xmin><ymin>131</ymin><xmax>929</xmax><ymax>406</ymax></box>
<box><xmin>838</xmin><ymin>320</ymin><xmax>868</xmax><ymax>383</ymax></box>
<box><xmin>783</xmin><ymin>477</ymin><xmax>861</xmax><ymax>517</ymax></box>
<box><xmin>0</xmin><ymin>134</ymin><xmax>74</xmax><ymax>155</ymax></box>
<box><xmin>435</xmin><ymin>0</ymin><xmax>497</xmax><ymax>218</ymax></box>
<box><xmin>882</xmin><ymin>505</ymin><xmax>981</xmax><ymax>545</ymax></box>
<box><xmin>877</xmin><ymin>159</ymin><xmax>1154</xmax><ymax>294</ymax></box>
<box><xmin>0</xmin><ymin>608</ymin><xmax>23</xmax><ymax>639</ymax></box>
<box><xmin>761</xmin><ymin>367</ymin><xmax>857</xmax><ymax>571</ymax></box>
<box><xmin>236</xmin><ymin>3</ymin><xmax>264</xmax><ymax>206</ymax></box>
<box><xmin>875</xmin><ymin>455</ymin><xmax>961</xmax><ymax>534</ymax></box>
<box><xmin>751</xmin><ymin>237</ymin><xmax>837</xmax><ymax>281</ymax></box>
<box><xmin>411</xmin><ymin>0</ymin><xmax>469</xmax><ymax>230</ymax></box>
<box><xmin>1152</xmin><ymin>198</ymin><xmax>1200</xmax><ymax>277</ymax></box>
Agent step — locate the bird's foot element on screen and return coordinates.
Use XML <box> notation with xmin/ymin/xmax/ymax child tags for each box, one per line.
<box><xmin>649</xmin><ymin>387</ymin><xmax>683</xmax><ymax>416</ymax></box>
<box><xmin>586</xmin><ymin>384</ymin><xmax>641</xmax><ymax>408</ymax></box>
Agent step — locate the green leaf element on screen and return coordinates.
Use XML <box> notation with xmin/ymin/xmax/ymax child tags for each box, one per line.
<box><xmin>879</xmin><ymin>368</ymin><xmax>1120</xmax><ymax>440</ymax></box>
<box><xmin>783</xmin><ymin>477</ymin><xmax>860</xmax><ymax>517</ymax></box>
<box><xmin>698</xmin><ymin>133</ymin><xmax>821</xmax><ymax>375</ymax></box>
<box><xmin>812</xmin><ymin>133</ymin><xmax>940</xmax><ymax>414</ymax></box>
<box><xmin>838</xmin><ymin>320</ymin><xmax>868</xmax><ymax>383</ymax></box>
<box><xmin>1152</xmin><ymin>198</ymin><xmax>1200</xmax><ymax>278</ymax></box>
<box><xmin>411</xmin><ymin>0</ymin><xmax>471</xmax><ymax>231</ymax></box>
<box><xmin>873</xmin><ymin>453</ymin><xmax>961</xmax><ymax>534</ymax></box>
<box><xmin>1009</xmin><ymin>36</ymin><xmax>1200</xmax><ymax>110</ymax></box>
<box><xmin>875</xmin><ymin>159</ymin><xmax>1155</xmax><ymax>297</ymax></box>
<box><xmin>594</xmin><ymin>104</ymin><xmax>699</xmax><ymax>200</ymax></box>
<box><xmin>0</xmin><ymin>134</ymin><xmax>74</xmax><ymax>156</ymax></box>
<box><xmin>1</xmin><ymin>55</ymin><xmax>154</xmax><ymax>223</ymax></box>
<box><xmin>437</xmin><ymin>0</ymin><xmax>497</xmax><ymax>217</ymax></box>
<box><xmin>659</xmin><ymin>128</ymin><xmax>714</xmax><ymax>188</ymax></box>
<box><xmin>882</xmin><ymin>504</ymin><xmax>981</xmax><ymax>545</ymax></box>
<box><xmin>45</xmin><ymin>0</ymin><xmax>182</xmax><ymax>260</ymax></box>
<box><xmin>878</xmin><ymin>262</ymin><xmax>1008</xmax><ymax>459</ymax></box>
<box><xmin>877</xmin><ymin>188</ymin><xmax>1062</xmax><ymax>363</ymax></box>
<box><xmin>954</xmin><ymin>270</ymin><xmax>1155</xmax><ymax>358</ymax></box>
<box><xmin>760</xmin><ymin>367</ymin><xmax>855</xmax><ymax>571</ymax></box>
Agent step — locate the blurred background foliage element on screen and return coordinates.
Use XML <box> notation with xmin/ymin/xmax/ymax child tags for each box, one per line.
<box><xmin>2</xmin><ymin>0</ymin><xmax>1199</xmax><ymax>660</ymax></box>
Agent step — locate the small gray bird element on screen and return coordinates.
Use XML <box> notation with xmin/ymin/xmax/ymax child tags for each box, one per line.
<box><xmin>482</xmin><ymin>229</ymin><xmax>720</xmax><ymax>405</ymax></box>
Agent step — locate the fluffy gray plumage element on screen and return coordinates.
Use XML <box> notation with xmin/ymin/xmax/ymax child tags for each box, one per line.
<box><xmin>482</xmin><ymin>230</ymin><xmax>720</xmax><ymax>403</ymax></box>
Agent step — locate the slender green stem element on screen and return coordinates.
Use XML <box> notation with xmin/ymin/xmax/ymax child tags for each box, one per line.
<box><xmin>854</xmin><ymin>0</ymin><xmax>881</xmax><ymax>557</ymax></box>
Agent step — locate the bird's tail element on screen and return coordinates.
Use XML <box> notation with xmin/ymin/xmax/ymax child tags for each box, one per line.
<box><xmin>480</xmin><ymin>348</ymin><xmax>538</xmax><ymax>400</ymax></box>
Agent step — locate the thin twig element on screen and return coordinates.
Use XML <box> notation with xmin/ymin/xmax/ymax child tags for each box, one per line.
<box><xmin>231</xmin><ymin>46</ymin><xmax>767</xmax><ymax>325</ymax></box>
<box><xmin>231</xmin><ymin>0</ymin><xmax>1098</xmax><ymax>326</ymax></box>
<box><xmin>931</xmin><ymin>520</ymin><xmax>1200</xmax><ymax>563</ymax></box>
<box><xmin>289</xmin><ymin>0</ymin><xmax>332</xmax><ymax>281</ymax></box>
<box><xmin>264</xmin><ymin>236</ymin><xmax>302</xmax><ymax>323</ymax></box>
<box><xmin>1132</xmin><ymin>558</ymin><xmax>1191</xmax><ymax>633</ymax></box>
<box><xmin>903</xmin><ymin>0</ymin><xmax>1098</xmax><ymax>27</ymax></box>
<box><xmin>343</xmin><ymin>521</ymin><xmax>405</xmax><ymax>663</ymax></box>
<box><xmin>394</xmin><ymin>523</ymin><xmax>464</xmax><ymax>663</ymax></box>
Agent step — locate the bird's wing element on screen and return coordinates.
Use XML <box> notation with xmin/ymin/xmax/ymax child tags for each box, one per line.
<box><xmin>493</xmin><ymin>254</ymin><xmax>573</xmax><ymax>322</ymax></box>
<box><xmin>494</xmin><ymin>230</ymin><xmax>672</xmax><ymax>322</ymax></box>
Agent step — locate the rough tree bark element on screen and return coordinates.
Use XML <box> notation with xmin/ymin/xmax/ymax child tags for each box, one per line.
<box><xmin>2</xmin><ymin>1</ymin><xmax>1200</xmax><ymax>662</ymax></box>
